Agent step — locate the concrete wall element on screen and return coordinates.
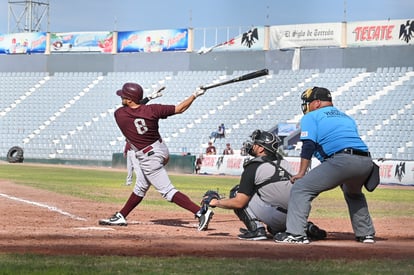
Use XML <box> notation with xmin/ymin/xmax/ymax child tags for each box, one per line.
<box><xmin>0</xmin><ymin>46</ymin><xmax>412</xmax><ymax>74</ymax></box>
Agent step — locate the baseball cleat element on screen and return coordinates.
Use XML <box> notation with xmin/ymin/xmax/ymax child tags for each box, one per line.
<box><xmin>239</xmin><ymin>228</ymin><xmax>249</xmax><ymax>234</ymax></box>
<box><xmin>238</xmin><ymin>227</ymin><xmax>267</xmax><ymax>241</ymax></box>
<box><xmin>306</xmin><ymin>221</ymin><xmax>327</xmax><ymax>240</ymax></box>
<box><xmin>356</xmin><ymin>235</ymin><xmax>375</xmax><ymax>244</ymax></box>
<box><xmin>274</xmin><ymin>232</ymin><xmax>310</xmax><ymax>244</ymax></box>
<box><xmin>197</xmin><ymin>209</ymin><xmax>213</xmax><ymax>231</ymax></box>
<box><xmin>99</xmin><ymin>212</ymin><xmax>127</xmax><ymax>226</ymax></box>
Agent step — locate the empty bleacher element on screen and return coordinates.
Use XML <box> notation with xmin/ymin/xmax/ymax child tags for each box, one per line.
<box><xmin>1</xmin><ymin>67</ymin><xmax>413</xmax><ymax>162</ymax></box>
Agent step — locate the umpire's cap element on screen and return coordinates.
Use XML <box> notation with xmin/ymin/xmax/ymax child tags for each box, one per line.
<box><xmin>116</xmin><ymin>82</ymin><xmax>143</xmax><ymax>104</ymax></box>
<box><xmin>301</xmin><ymin>87</ymin><xmax>332</xmax><ymax>103</ymax></box>
<box><xmin>301</xmin><ymin>87</ymin><xmax>332</xmax><ymax>114</ymax></box>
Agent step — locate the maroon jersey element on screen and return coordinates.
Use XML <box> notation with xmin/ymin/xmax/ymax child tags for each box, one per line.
<box><xmin>115</xmin><ymin>104</ymin><xmax>175</xmax><ymax>150</ymax></box>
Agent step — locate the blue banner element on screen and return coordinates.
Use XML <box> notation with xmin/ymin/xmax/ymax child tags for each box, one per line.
<box><xmin>0</xmin><ymin>32</ymin><xmax>46</xmax><ymax>54</ymax></box>
<box><xmin>118</xmin><ymin>29</ymin><xmax>188</xmax><ymax>52</ymax></box>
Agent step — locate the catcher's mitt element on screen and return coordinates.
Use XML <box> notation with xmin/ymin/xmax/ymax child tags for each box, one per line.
<box><xmin>202</xmin><ymin>190</ymin><xmax>220</xmax><ymax>208</ymax></box>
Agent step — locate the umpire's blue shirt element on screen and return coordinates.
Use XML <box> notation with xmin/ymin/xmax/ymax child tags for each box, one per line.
<box><xmin>300</xmin><ymin>106</ymin><xmax>368</xmax><ymax>162</ymax></box>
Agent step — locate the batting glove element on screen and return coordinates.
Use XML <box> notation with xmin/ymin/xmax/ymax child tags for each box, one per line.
<box><xmin>192</xmin><ymin>87</ymin><xmax>206</xmax><ymax>98</ymax></box>
<box><xmin>148</xmin><ymin>86</ymin><xmax>165</xmax><ymax>100</ymax></box>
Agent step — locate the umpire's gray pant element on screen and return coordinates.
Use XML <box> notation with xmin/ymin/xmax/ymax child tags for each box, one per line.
<box><xmin>286</xmin><ymin>153</ymin><xmax>375</xmax><ymax>237</ymax></box>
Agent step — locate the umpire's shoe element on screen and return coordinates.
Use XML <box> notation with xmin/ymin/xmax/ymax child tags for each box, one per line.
<box><xmin>306</xmin><ymin>221</ymin><xmax>327</xmax><ymax>240</ymax></box>
<box><xmin>99</xmin><ymin>212</ymin><xmax>127</xmax><ymax>226</ymax></box>
<box><xmin>197</xmin><ymin>209</ymin><xmax>214</xmax><ymax>231</ymax></box>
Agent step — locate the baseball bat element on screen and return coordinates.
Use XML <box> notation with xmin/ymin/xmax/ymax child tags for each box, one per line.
<box><xmin>200</xmin><ymin>69</ymin><xmax>269</xmax><ymax>90</ymax></box>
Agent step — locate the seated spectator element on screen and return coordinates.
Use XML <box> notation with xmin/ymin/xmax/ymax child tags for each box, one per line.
<box><xmin>210</xmin><ymin>123</ymin><xmax>226</xmax><ymax>142</ymax></box>
<box><xmin>206</xmin><ymin>141</ymin><xmax>217</xmax><ymax>155</ymax></box>
<box><xmin>209</xmin><ymin>129</ymin><xmax>218</xmax><ymax>140</ymax></box>
<box><xmin>223</xmin><ymin>143</ymin><xmax>234</xmax><ymax>155</ymax></box>
<box><xmin>218</xmin><ymin>123</ymin><xmax>226</xmax><ymax>139</ymax></box>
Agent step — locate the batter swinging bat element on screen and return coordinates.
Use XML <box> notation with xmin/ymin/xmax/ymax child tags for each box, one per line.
<box><xmin>200</xmin><ymin>69</ymin><xmax>269</xmax><ymax>90</ymax></box>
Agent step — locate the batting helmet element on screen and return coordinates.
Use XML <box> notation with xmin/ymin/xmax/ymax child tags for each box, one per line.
<box><xmin>116</xmin><ymin>82</ymin><xmax>143</xmax><ymax>104</ymax></box>
<box><xmin>250</xmin><ymin>129</ymin><xmax>281</xmax><ymax>155</ymax></box>
<box><xmin>301</xmin><ymin>87</ymin><xmax>332</xmax><ymax>114</ymax></box>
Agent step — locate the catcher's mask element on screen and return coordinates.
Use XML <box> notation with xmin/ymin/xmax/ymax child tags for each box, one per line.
<box><xmin>301</xmin><ymin>87</ymin><xmax>332</xmax><ymax>114</ymax></box>
<box><xmin>243</xmin><ymin>129</ymin><xmax>281</xmax><ymax>156</ymax></box>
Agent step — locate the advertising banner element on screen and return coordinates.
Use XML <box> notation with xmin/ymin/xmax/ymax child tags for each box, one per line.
<box><xmin>269</xmin><ymin>22</ymin><xmax>342</xmax><ymax>49</ymax></box>
<box><xmin>199</xmin><ymin>155</ymin><xmax>308</xmax><ymax>177</ymax></box>
<box><xmin>199</xmin><ymin>27</ymin><xmax>265</xmax><ymax>54</ymax></box>
<box><xmin>199</xmin><ymin>155</ymin><xmax>413</xmax><ymax>186</ymax></box>
<box><xmin>347</xmin><ymin>19</ymin><xmax>414</xmax><ymax>46</ymax></box>
<box><xmin>117</xmin><ymin>28</ymin><xmax>188</xmax><ymax>52</ymax></box>
<box><xmin>0</xmin><ymin>32</ymin><xmax>47</xmax><ymax>54</ymax></box>
<box><xmin>50</xmin><ymin>32</ymin><xmax>114</xmax><ymax>53</ymax></box>
<box><xmin>375</xmin><ymin>160</ymin><xmax>414</xmax><ymax>186</ymax></box>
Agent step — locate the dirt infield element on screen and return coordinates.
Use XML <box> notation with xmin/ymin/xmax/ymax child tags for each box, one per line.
<box><xmin>0</xmin><ymin>180</ymin><xmax>413</xmax><ymax>260</ymax></box>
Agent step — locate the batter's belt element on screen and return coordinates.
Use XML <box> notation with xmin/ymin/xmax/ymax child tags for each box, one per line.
<box><xmin>140</xmin><ymin>138</ymin><xmax>162</xmax><ymax>155</ymax></box>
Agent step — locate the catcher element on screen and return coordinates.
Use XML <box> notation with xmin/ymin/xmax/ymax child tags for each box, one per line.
<box><xmin>203</xmin><ymin>129</ymin><xmax>327</xmax><ymax>241</ymax></box>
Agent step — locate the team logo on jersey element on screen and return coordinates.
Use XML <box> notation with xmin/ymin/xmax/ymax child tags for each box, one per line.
<box><xmin>300</xmin><ymin>131</ymin><xmax>308</xmax><ymax>138</ymax></box>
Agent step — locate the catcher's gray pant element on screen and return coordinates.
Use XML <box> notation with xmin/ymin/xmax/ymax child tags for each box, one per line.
<box><xmin>134</xmin><ymin>139</ymin><xmax>178</xmax><ymax>201</ymax></box>
<box><xmin>286</xmin><ymin>153</ymin><xmax>376</xmax><ymax>237</ymax></box>
<box><xmin>245</xmin><ymin>193</ymin><xmax>287</xmax><ymax>233</ymax></box>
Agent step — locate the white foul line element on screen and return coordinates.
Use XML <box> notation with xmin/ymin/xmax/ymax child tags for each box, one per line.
<box><xmin>0</xmin><ymin>193</ymin><xmax>87</xmax><ymax>221</ymax></box>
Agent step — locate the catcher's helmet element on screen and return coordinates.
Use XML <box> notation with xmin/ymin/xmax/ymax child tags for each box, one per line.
<box><xmin>301</xmin><ymin>87</ymin><xmax>332</xmax><ymax>114</ymax></box>
<box><xmin>244</xmin><ymin>129</ymin><xmax>281</xmax><ymax>156</ymax></box>
<box><xmin>116</xmin><ymin>82</ymin><xmax>143</xmax><ymax>104</ymax></box>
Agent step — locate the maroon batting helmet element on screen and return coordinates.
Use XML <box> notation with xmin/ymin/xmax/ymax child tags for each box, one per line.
<box><xmin>116</xmin><ymin>82</ymin><xmax>143</xmax><ymax>103</ymax></box>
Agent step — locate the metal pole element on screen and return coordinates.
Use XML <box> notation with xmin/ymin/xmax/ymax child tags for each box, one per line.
<box><xmin>28</xmin><ymin>0</ymin><xmax>32</xmax><ymax>32</ymax></box>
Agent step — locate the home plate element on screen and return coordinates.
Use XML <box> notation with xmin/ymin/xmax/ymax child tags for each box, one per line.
<box><xmin>74</xmin><ymin>227</ymin><xmax>115</xmax><ymax>231</ymax></box>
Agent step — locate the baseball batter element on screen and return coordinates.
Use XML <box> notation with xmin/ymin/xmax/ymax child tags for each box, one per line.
<box><xmin>122</xmin><ymin>89</ymin><xmax>162</xmax><ymax>186</ymax></box>
<box><xmin>207</xmin><ymin>130</ymin><xmax>326</xmax><ymax>241</ymax></box>
<box><xmin>99</xmin><ymin>82</ymin><xmax>213</xmax><ymax>231</ymax></box>
<box><xmin>274</xmin><ymin>87</ymin><xmax>375</xmax><ymax>244</ymax></box>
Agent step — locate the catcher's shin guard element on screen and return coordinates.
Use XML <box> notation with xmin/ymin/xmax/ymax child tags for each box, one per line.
<box><xmin>230</xmin><ymin>184</ymin><xmax>260</xmax><ymax>232</ymax></box>
<box><xmin>234</xmin><ymin>208</ymin><xmax>259</xmax><ymax>232</ymax></box>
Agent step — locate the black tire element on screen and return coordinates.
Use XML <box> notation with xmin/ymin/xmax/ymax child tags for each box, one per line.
<box><xmin>7</xmin><ymin>146</ymin><xmax>24</xmax><ymax>163</ymax></box>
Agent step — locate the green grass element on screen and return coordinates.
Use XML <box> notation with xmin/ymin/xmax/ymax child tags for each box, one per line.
<box><xmin>0</xmin><ymin>254</ymin><xmax>413</xmax><ymax>275</ymax></box>
<box><xmin>1</xmin><ymin>163</ymin><xmax>412</xmax><ymax>216</ymax></box>
<box><xmin>0</xmin><ymin>163</ymin><xmax>413</xmax><ymax>274</ymax></box>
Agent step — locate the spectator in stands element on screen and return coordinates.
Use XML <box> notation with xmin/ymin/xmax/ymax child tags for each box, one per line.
<box><xmin>209</xmin><ymin>123</ymin><xmax>226</xmax><ymax>142</ymax></box>
<box><xmin>195</xmin><ymin>154</ymin><xmax>204</xmax><ymax>174</ymax></box>
<box><xmin>223</xmin><ymin>143</ymin><xmax>234</xmax><ymax>155</ymax></box>
<box><xmin>217</xmin><ymin>123</ymin><xmax>226</xmax><ymax>139</ymax></box>
<box><xmin>209</xmin><ymin>126</ymin><xmax>219</xmax><ymax>141</ymax></box>
<box><xmin>206</xmin><ymin>141</ymin><xmax>217</xmax><ymax>155</ymax></box>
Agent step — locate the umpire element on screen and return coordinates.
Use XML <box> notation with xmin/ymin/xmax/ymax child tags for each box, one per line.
<box><xmin>274</xmin><ymin>87</ymin><xmax>376</xmax><ymax>244</ymax></box>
